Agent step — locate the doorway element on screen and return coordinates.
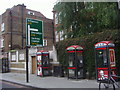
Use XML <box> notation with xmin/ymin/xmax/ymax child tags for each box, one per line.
<box><xmin>32</xmin><ymin>56</ymin><xmax>36</xmax><ymax>74</ymax></box>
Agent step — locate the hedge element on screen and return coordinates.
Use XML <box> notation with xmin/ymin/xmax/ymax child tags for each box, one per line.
<box><xmin>55</xmin><ymin>29</ymin><xmax>120</xmax><ymax>79</ymax></box>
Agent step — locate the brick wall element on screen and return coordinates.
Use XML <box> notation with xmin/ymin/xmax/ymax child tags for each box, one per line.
<box><xmin>1</xmin><ymin>4</ymin><xmax>54</xmax><ymax>52</ymax></box>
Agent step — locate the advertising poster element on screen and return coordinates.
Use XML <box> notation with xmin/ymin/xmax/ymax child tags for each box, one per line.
<box><xmin>98</xmin><ymin>70</ymin><xmax>108</xmax><ymax>80</ymax></box>
<box><xmin>37</xmin><ymin>55</ymin><xmax>42</xmax><ymax>76</ymax></box>
<box><xmin>109</xmin><ymin>49</ymin><xmax>116</xmax><ymax>67</ymax></box>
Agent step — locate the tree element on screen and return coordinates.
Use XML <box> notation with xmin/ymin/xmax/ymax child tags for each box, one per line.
<box><xmin>92</xmin><ymin>2</ymin><xmax>119</xmax><ymax>31</ymax></box>
<box><xmin>54</xmin><ymin>2</ymin><xmax>86</xmax><ymax>38</ymax></box>
<box><xmin>54</xmin><ymin>2</ymin><xmax>119</xmax><ymax>38</ymax></box>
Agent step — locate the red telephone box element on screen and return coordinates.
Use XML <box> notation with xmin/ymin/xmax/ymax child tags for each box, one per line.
<box><xmin>66</xmin><ymin>45</ymin><xmax>85</xmax><ymax>79</ymax></box>
<box><xmin>36</xmin><ymin>50</ymin><xmax>51</xmax><ymax>77</ymax></box>
<box><xmin>95</xmin><ymin>41</ymin><xmax>116</xmax><ymax>82</ymax></box>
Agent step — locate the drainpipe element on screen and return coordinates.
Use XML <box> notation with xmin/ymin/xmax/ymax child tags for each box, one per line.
<box><xmin>9</xmin><ymin>11</ymin><xmax>12</xmax><ymax>50</ymax></box>
<box><xmin>21</xmin><ymin>4</ymin><xmax>24</xmax><ymax>49</ymax></box>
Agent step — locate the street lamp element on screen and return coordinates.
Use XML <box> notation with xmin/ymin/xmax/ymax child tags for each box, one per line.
<box><xmin>9</xmin><ymin>45</ymin><xmax>11</xmax><ymax>48</ymax></box>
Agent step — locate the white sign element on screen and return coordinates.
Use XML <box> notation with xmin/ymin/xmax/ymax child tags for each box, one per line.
<box><xmin>19</xmin><ymin>54</ymin><xmax>24</xmax><ymax>60</ymax></box>
<box><xmin>12</xmin><ymin>55</ymin><xmax>16</xmax><ymax>61</ymax></box>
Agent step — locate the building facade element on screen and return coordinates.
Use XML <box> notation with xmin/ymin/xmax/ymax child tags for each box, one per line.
<box><xmin>0</xmin><ymin>4</ymin><xmax>54</xmax><ymax>52</ymax></box>
<box><xmin>0</xmin><ymin>4</ymin><xmax>57</xmax><ymax>73</ymax></box>
<box><xmin>52</xmin><ymin>9</ymin><xmax>65</xmax><ymax>43</ymax></box>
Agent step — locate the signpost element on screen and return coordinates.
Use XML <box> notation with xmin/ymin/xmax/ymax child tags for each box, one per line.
<box><xmin>26</xmin><ymin>18</ymin><xmax>43</xmax><ymax>46</ymax></box>
<box><xmin>26</xmin><ymin>18</ymin><xmax>43</xmax><ymax>83</ymax></box>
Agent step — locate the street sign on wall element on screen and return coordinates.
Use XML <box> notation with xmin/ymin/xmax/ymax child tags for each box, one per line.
<box><xmin>26</xmin><ymin>18</ymin><xmax>43</xmax><ymax>46</ymax></box>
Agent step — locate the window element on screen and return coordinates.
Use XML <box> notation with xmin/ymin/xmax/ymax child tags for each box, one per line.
<box><xmin>55</xmin><ymin>14</ymin><xmax>58</xmax><ymax>24</ymax></box>
<box><xmin>60</xmin><ymin>31</ymin><xmax>64</xmax><ymax>41</ymax></box>
<box><xmin>11</xmin><ymin>51</ymin><xmax>17</xmax><ymax>62</ymax></box>
<box><xmin>28</xmin><ymin>11</ymin><xmax>34</xmax><ymax>15</ymax></box>
<box><xmin>55</xmin><ymin>31</ymin><xmax>59</xmax><ymax>42</ymax></box>
<box><xmin>1</xmin><ymin>23</ymin><xmax>5</xmax><ymax>32</ymax></box>
<box><xmin>0</xmin><ymin>38</ymin><xmax>4</xmax><ymax>48</ymax></box>
<box><xmin>43</xmin><ymin>39</ymin><xmax>47</xmax><ymax>46</ymax></box>
<box><xmin>96</xmin><ymin>50</ymin><xmax>108</xmax><ymax>68</ymax></box>
<box><xmin>69</xmin><ymin>53</ymin><xmax>75</xmax><ymax>67</ymax></box>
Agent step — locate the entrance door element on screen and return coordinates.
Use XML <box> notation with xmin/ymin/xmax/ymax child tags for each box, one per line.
<box><xmin>32</xmin><ymin>56</ymin><xmax>36</xmax><ymax>74</ymax></box>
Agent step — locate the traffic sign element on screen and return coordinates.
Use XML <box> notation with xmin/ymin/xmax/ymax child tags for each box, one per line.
<box><xmin>26</xmin><ymin>18</ymin><xmax>43</xmax><ymax>46</ymax></box>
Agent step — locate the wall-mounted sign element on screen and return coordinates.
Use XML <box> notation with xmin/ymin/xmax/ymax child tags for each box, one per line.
<box><xmin>19</xmin><ymin>54</ymin><xmax>24</xmax><ymax>60</ymax></box>
<box><xmin>11</xmin><ymin>55</ymin><xmax>16</xmax><ymax>61</ymax></box>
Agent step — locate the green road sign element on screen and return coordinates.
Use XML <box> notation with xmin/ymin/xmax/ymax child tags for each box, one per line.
<box><xmin>26</xmin><ymin>18</ymin><xmax>43</xmax><ymax>46</ymax></box>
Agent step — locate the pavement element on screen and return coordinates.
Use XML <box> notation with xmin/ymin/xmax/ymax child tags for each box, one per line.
<box><xmin>0</xmin><ymin>72</ymin><xmax>119</xmax><ymax>89</ymax></box>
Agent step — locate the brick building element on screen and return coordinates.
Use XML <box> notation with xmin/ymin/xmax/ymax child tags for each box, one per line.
<box><xmin>0</xmin><ymin>4</ymin><xmax>54</xmax><ymax>52</ymax></box>
<box><xmin>0</xmin><ymin>4</ymin><xmax>58</xmax><ymax>73</ymax></box>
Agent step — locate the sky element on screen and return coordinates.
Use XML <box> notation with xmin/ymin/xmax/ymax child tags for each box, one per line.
<box><xmin>0</xmin><ymin>0</ymin><xmax>57</xmax><ymax>19</ymax></box>
<box><xmin>1</xmin><ymin>0</ymin><xmax>117</xmax><ymax>19</ymax></box>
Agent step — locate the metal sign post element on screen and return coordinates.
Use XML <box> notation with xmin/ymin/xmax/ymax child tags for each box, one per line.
<box><xmin>26</xmin><ymin>46</ymin><xmax>29</xmax><ymax>83</ymax></box>
<box><xmin>26</xmin><ymin>18</ymin><xmax>43</xmax><ymax>83</ymax></box>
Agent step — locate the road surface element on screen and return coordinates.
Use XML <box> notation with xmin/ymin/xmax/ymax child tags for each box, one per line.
<box><xmin>0</xmin><ymin>80</ymin><xmax>45</xmax><ymax>90</ymax></box>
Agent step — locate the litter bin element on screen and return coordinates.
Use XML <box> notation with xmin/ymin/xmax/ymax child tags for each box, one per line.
<box><xmin>53</xmin><ymin>66</ymin><xmax>64</xmax><ymax>77</ymax></box>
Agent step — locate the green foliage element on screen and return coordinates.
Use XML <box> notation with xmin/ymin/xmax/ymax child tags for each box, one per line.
<box><xmin>54</xmin><ymin>2</ymin><xmax>119</xmax><ymax>38</ymax></box>
<box><xmin>55</xmin><ymin>30</ymin><xmax>120</xmax><ymax>79</ymax></box>
<box><xmin>92</xmin><ymin>2</ymin><xmax>119</xmax><ymax>30</ymax></box>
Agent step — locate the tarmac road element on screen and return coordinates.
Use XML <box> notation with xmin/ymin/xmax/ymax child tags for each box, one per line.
<box><xmin>1</xmin><ymin>80</ymin><xmax>46</xmax><ymax>90</ymax></box>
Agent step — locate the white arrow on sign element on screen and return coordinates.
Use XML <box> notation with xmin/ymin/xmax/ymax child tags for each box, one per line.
<box><xmin>28</xmin><ymin>25</ymin><xmax>38</xmax><ymax>45</ymax></box>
